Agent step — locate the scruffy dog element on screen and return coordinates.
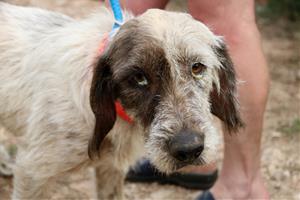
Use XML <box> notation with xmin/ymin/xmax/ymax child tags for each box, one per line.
<box><xmin>0</xmin><ymin>2</ymin><xmax>243</xmax><ymax>199</ymax></box>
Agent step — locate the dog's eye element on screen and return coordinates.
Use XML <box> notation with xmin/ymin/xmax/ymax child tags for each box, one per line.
<box><xmin>191</xmin><ymin>62</ymin><xmax>206</xmax><ymax>78</ymax></box>
<box><xmin>133</xmin><ymin>72</ymin><xmax>148</xmax><ymax>86</ymax></box>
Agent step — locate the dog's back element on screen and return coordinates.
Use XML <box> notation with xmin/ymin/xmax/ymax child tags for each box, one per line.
<box><xmin>0</xmin><ymin>3</ymin><xmax>113</xmax><ymax>136</ymax></box>
<box><xmin>0</xmin><ymin>3</ymin><xmax>73</xmax><ymax>134</ymax></box>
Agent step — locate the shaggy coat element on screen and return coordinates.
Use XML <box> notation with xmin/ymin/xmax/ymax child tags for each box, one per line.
<box><xmin>0</xmin><ymin>3</ymin><xmax>243</xmax><ymax>199</ymax></box>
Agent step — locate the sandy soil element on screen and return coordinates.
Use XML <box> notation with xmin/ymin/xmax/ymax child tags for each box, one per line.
<box><xmin>0</xmin><ymin>0</ymin><xmax>299</xmax><ymax>200</ymax></box>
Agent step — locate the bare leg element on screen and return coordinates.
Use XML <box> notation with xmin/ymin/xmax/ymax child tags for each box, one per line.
<box><xmin>188</xmin><ymin>0</ymin><xmax>270</xmax><ymax>199</ymax></box>
<box><xmin>121</xmin><ymin>0</ymin><xmax>169</xmax><ymax>15</ymax></box>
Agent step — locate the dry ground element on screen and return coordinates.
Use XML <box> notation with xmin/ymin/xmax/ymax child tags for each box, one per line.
<box><xmin>0</xmin><ymin>0</ymin><xmax>299</xmax><ymax>199</ymax></box>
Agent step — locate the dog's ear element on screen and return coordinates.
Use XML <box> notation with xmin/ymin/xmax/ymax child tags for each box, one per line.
<box><xmin>210</xmin><ymin>42</ymin><xmax>244</xmax><ymax>132</ymax></box>
<box><xmin>88</xmin><ymin>56</ymin><xmax>116</xmax><ymax>158</ymax></box>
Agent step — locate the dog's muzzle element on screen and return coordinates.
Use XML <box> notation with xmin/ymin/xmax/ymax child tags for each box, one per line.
<box><xmin>167</xmin><ymin>130</ymin><xmax>204</xmax><ymax>164</ymax></box>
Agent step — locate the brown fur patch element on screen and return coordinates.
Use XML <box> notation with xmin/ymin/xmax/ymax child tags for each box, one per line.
<box><xmin>88</xmin><ymin>19</ymin><xmax>172</xmax><ymax>157</ymax></box>
<box><xmin>106</xmin><ymin>20</ymin><xmax>172</xmax><ymax>127</ymax></box>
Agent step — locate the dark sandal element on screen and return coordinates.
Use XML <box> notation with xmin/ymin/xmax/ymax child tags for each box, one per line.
<box><xmin>125</xmin><ymin>159</ymin><xmax>218</xmax><ymax>190</ymax></box>
<box><xmin>196</xmin><ymin>191</ymin><xmax>215</xmax><ymax>200</ymax></box>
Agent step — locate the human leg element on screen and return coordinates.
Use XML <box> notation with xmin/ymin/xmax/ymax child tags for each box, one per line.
<box><xmin>188</xmin><ymin>0</ymin><xmax>270</xmax><ymax>199</ymax></box>
<box><xmin>121</xmin><ymin>0</ymin><xmax>169</xmax><ymax>15</ymax></box>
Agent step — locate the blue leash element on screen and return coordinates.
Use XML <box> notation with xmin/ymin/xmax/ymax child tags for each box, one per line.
<box><xmin>109</xmin><ymin>0</ymin><xmax>123</xmax><ymax>36</ymax></box>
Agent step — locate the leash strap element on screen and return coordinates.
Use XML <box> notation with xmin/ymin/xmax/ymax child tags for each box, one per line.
<box><xmin>109</xmin><ymin>0</ymin><xmax>124</xmax><ymax>37</ymax></box>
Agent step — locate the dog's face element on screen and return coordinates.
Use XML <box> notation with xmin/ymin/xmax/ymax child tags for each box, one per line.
<box><xmin>89</xmin><ymin>9</ymin><xmax>243</xmax><ymax>172</ymax></box>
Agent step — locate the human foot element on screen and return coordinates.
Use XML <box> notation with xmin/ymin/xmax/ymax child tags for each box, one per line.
<box><xmin>210</xmin><ymin>172</ymin><xmax>270</xmax><ymax>200</ymax></box>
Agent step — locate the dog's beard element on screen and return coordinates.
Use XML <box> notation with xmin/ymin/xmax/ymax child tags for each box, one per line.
<box><xmin>145</xmin><ymin>125</ymin><xmax>220</xmax><ymax>174</ymax></box>
<box><xmin>145</xmin><ymin>137</ymin><xmax>179</xmax><ymax>174</ymax></box>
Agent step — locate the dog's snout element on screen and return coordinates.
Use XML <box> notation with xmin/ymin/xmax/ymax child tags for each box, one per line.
<box><xmin>168</xmin><ymin>130</ymin><xmax>204</xmax><ymax>163</ymax></box>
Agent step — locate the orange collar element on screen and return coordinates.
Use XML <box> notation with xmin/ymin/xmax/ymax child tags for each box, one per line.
<box><xmin>98</xmin><ymin>33</ymin><xmax>133</xmax><ymax>124</ymax></box>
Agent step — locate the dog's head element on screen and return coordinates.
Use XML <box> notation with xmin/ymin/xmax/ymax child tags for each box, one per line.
<box><xmin>89</xmin><ymin>9</ymin><xmax>244</xmax><ymax>172</ymax></box>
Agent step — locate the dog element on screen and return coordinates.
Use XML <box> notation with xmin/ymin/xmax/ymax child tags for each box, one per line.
<box><xmin>0</xmin><ymin>2</ymin><xmax>243</xmax><ymax>199</ymax></box>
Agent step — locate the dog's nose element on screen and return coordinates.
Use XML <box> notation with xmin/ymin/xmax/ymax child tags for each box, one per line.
<box><xmin>168</xmin><ymin>130</ymin><xmax>204</xmax><ymax>163</ymax></box>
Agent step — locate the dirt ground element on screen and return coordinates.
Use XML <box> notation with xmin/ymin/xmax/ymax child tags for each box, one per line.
<box><xmin>0</xmin><ymin>0</ymin><xmax>299</xmax><ymax>200</ymax></box>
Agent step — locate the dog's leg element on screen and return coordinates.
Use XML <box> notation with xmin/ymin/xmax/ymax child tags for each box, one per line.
<box><xmin>94</xmin><ymin>125</ymin><xmax>144</xmax><ymax>200</ymax></box>
<box><xmin>12</xmin><ymin>152</ymin><xmax>55</xmax><ymax>199</ymax></box>
<box><xmin>13</xmin><ymin>170</ymin><xmax>52</xmax><ymax>199</ymax></box>
<box><xmin>94</xmin><ymin>162</ymin><xmax>125</xmax><ymax>200</ymax></box>
<box><xmin>0</xmin><ymin>145</ymin><xmax>14</xmax><ymax>176</ymax></box>
<box><xmin>93</xmin><ymin>137</ymin><xmax>125</xmax><ymax>200</ymax></box>
<box><xmin>12</xmin><ymin>138</ymin><xmax>87</xmax><ymax>199</ymax></box>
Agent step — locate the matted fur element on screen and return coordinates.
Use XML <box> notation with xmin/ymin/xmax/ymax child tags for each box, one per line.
<box><xmin>0</xmin><ymin>3</ymin><xmax>243</xmax><ymax>199</ymax></box>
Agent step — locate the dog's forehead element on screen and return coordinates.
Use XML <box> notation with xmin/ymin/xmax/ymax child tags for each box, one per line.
<box><xmin>136</xmin><ymin>9</ymin><xmax>222</xmax><ymax>69</ymax></box>
<box><xmin>137</xmin><ymin>9</ymin><xmax>218</xmax><ymax>45</ymax></box>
